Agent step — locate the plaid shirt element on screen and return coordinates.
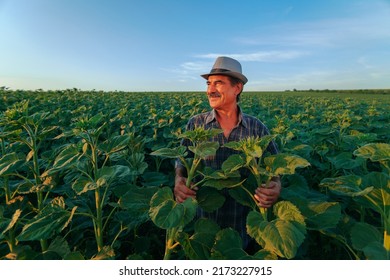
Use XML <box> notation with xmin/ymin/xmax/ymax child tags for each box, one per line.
<box><xmin>177</xmin><ymin>106</ymin><xmax>278</xmax><ymax>249</ymax></box>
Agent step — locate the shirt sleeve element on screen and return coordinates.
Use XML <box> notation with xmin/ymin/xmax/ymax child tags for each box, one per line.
<box><xmin>263</xmin><ymin>125</ymin><xmax>279</xmax><ymax>155</ymax></box>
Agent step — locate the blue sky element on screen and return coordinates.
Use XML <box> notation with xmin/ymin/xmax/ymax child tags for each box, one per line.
<box><xmin>1</xmin><ymin>0</ymin><xmax>389</xmax><ymax>91</ymax></box>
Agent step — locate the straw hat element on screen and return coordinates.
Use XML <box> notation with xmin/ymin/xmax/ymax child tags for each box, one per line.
<box><xmin>201</xmin><ymin>56</ymin><xmax>248</xmax><ymax>84</ymax></box>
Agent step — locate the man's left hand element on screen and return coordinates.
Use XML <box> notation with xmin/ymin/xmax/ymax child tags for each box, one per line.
<box><xmin>254</xmin><ymin>178</ymin><xmax>281</xmax><ymax>208</ymax></box>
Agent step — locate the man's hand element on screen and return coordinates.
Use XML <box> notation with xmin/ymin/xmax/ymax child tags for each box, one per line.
<box><xmin>174</xmin><ymin>175</ymin><xmax>197</xmax><ymax>203</ymax></box>
<box><xmin>254</xmin><ymin>177</ymin><xmax>281</xmax><ymax>208</ymax></box>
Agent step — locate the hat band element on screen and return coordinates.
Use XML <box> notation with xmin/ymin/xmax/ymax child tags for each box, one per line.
<box><xmin>210</xmin><ymin>68</ymin><xmax>232</xmax><ymax>73</ymax></box>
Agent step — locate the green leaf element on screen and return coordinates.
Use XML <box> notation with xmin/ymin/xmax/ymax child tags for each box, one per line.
<box><xmin>46</xmin><ymin>236</ymin><xmax>71</xmax><ymax>258</ymax></box>
<box><xmin>203</xmin><ymin>178</ymin><xmax>244</xmax><ymax>190</ymax></box>
<box><xmin>180</xmin><ymin>127</ymin><xmax>222</xmax><ymax>143</ymax></box>
<box><xmin>0</xmin><ymin>152</ymin><xmax>25</xmax><ymax>176</ymax></box>
<box><xmin>221</xmin><ymin>154</ymin><xmax>245</xmax><ymax>173</ymax></box>
<box><xmin>72</xmin><ymin>177</ymin><xmax>97</xmax><ymax>195</ymax></box>
<box><xmin>29</xmin><ymin>111</ymin><xmax>50</xmax><ymax>126</ymax></box>
<box><xmin>261</xmin><ymin>221</ymin><xmax>306</xmax><ymax>259</ymax></box>
<box><xmin>99</xmin><ymin>134</ymin><xmax>130</xmax><ymax>154</ymax></box>
<box><xmin>229</xmin><ymin>176</ymin><xmax>258</xmax><ymax>210</ymax></box>
<box><xmin>149</xmin><ymin>186</ymin><xmax>173</xmax><ymax>208</ymax></box>
<box><xmin>197</xmin><ymin>187</ymin><xmax>226</xmax><ymax>212</ymax></box>
<box><xmin>350</xmin><ymin>222</ymin><xmax>382</xmax><ymax>250</ymax></box>
<box><xmin>358</xmin><ymin>172</ymin><xmax>390</xmax><ymax>212</ymax></box>
<box><xmin>149</xmin><ymin>187</ymin><xmax>197</xmax><ymax>229</ymax></box>
<box><xmin>361</xmin><ymin>242</ymin><xmax>389</xmax><ymax>260</ymax></box>
<box><xmin>153</xmin><ymin>199</ymin><xmax>183</xmax><ymax>229</ymax></box>
<box><xmin>178</xmin><ymin>218</ymin><xmax>220</xmax><ymax>259</ymax></box>
<box><xmin>47</xmin><ymin>144</ymin><xmax>80</xmax><ymax>174</ymax></box>
<box><xmin>230</xmin><ymin>190</ymin><xmax>257</xmax><ymax>211</ymax></box>
<box><xmin>75</xmin><ymin>113</ymin><xmax>105</xmax><ymax>131</ymax></box>
<box><xmin>211</xmin><ymin>228</ymin><xmax>255</xmax><ymax>260</ymax></box>
<box><xmin>364</xmin><ymin>171</ymin><xmax>390</xmax><ymax>189</ymax></box>
<box><xmin>246</xmin><ymin>210</ymin><xmax>267</xmax><ymax>247</ymax></box>
<box><xmin>118</xmin><ymin>186</ymin><xmax>158</xmax><ymax>229</ymax></box>
<box><xmin>350</xmin><ymin>222</ymin><xmax>388</xmax><ymax>260</ymax></box>
<box><xmin>304</xmin><ymin>201</ymin><xmax>342</xmax><ymax>230</ymax></box>
<box><xmin>224</xmin><ymin>138</ymin><xmax>260</xmax><ymax>158</ymax></box>
<box><xmin>97</xmin><ymin>165</ymin><xmax>131</xmax><ymax>183</ymax></box>
<box><xmin>247</xmin><ymin>201</ymin><xmax>307</xmax><ymax>259</ymax></box>
<box><xmin>201</xmin><ymin>164</ymin><xmax>241</xmax><ymax>181</ymax></box>
<box><xmin>180</xmin><ymin>197</ymin><xmax>198</xmax><ymax>228</ymax></box>
<box><xmin>327</xmin><ymin>152</ymin><xmax>364</xmax><ymax>170</ymax></box>
<box><xmin>141</xmin><ymin>171</ymin><xmax>169</xmax><ymax>186</ymax></box>
<box><xmin>1</xmin><ymin>209</ymin><xmax>22</xmax><ymax>237</ymax></box>
<box><xmin>273</xmin><ymin>201</ymin><xmax>306</xmax><ymax>225</ymax></box>
<box><xmin>17</xmin><ymin>206</ymin><xmax>76</xmax><ymax>241</ymax></box>
<box><xmin>119</xmin><ymin>186</ymin><xmax>158</xmax><ymax>211</ymax></box>
<box><xmin>284</xmin><ymin>143</ymin><xmax>313</xmax><ymax>159</ymax></box>
<box><xmin>188</xmin><ymin>142</ymin><xmax>219</xmax><ymax>159</ymax></box>
<box><xmin>91</xmin><ymin>246</ymin><xmax>115</xmax><ymax>260</ymax></box>
<box><xmin>354</xmin><ymin>143</ymin><xmax>390</xmax><ymax>162</ymax></box>
<box><xmin>200</xmin><ymin>161</ymin><xmax>244</xmax><ymax>190</ymax></box>
<box><xmin>320</xmin><ymin>175</ymin><xmax>374</xmax><ymax>197</ymax></box>
<box><xmin>150</xmin><ymin>146</ymin><xmax>187</xmax><ymax>158</ymax></box>
<box><xmin>264</xmin><ymin>153</ymin><xmax>310</xmax><ymax>176</ymax></box>
<box><xmin>39</xmin><ymin>125</ymin><xmax>58</xmax><ymax>139</ymax></box>
<box><xmin>223</xmin><ymin>141</ymin><xmax>242</xmax><ymax>151</ymax></box>
<box><xmin>127</xmin><ymin>153</ymin><xmax>148</xmax><ymax>176</ymax></box>
<box><xmin>224</xmin><ymin>135</ymin><xmax>275</xmax><ymax>162</ymax></box>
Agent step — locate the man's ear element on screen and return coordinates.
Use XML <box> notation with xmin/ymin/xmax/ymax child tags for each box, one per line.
<box><xmin>235</xmin><ymin>83</ymin><xmax>243</xmax><ymax>95</ymax></box>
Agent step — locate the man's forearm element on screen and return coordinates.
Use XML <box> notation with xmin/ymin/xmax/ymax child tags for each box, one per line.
<box><xmin>271</xmin><ymin>176</ymin><xmax>281</xmax><ymax>183</ymax></box>
<box><xmin>175</xmin><ymin>166</ymin><xmax>187</xmax><ymax>179</ymax></box>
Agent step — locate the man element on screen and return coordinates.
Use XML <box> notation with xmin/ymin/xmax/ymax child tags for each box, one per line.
<box><xmin>174</xmin><ymin>56</ymin><xmax>281</xmax><ymax>248</ymax></box>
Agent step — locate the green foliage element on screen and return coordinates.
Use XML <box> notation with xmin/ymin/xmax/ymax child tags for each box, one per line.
<box><xmin>149</xmin><ymin>127</ymin><xmax>240</xmax><ymax>259</ymax></box>
<box><xmin>211</xmin><ymin>228</ymin><xmax>260</xmax><ymax>260</ymax></box>
<box><xmin>222</xmin><ymin>135</ymin><xmax>311</xmax><ymax>259</ymax></box>
<box><xmin>17</xmin><ymin>203</ymin><xmax>77</xmax><ymax>242</ymax></box>
<box><xmin>264</xmin><ymin>153</ymin><xmax>311</xmax><ymax>176</ymax></box>
<box><xmin>247</xmin><ymin>201</ymin><xmax>306</xmax><ymax>259</ymax></box>
<box><xmin>0</xmin><ymin>89</ymin><xmax>389</xmax><ymax>259</ymax></box>
<box><xmin>177</xmin><ymin>218</ymin><xmax>220</xmax><ymax>260</ymax></box>
<box><xmin>354</xmin><ymin>143</ymin><xmax>390</xmax><ymax>162</ymax></box>
<box><xmin>149</xmin><ymin>187</ymin><xmax>197</xmax><ymax>229</ymax></box>
<box><xmin>320</xmin><ymin>143</ymin><xmax>390</xmax><ymax>259</ymax></box>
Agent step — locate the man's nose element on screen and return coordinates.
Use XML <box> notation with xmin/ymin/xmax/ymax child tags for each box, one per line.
<box><xmin>207</xmin><ymin>83</ymin><xmax>216</xmax><ymax>93</ymax></box>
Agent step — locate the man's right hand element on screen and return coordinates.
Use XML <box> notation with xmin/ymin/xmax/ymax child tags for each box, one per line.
<box><xmin>174</xmin><ymin>175</ymin><xmax>197</xmax><ymax>203</ymax></box>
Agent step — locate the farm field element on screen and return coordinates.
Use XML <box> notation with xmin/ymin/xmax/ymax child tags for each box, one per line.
<box><xmin>0</xmin><ymin>88</ymin><xmax>389</xmax><ymax>260</ymax></box>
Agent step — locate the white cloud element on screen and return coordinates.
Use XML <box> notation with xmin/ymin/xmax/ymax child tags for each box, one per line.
<box><xmin>181</xmin><ymin>61</ymin><xmax>209</xmax><ymax>71</ymax></box>
<box><xmin>166</xmin><ymin>50</ymin><xmax>308</xmax><ymax>85</ymax></box>
<box><xmin>196</xmin><ymin>51</ymin><xmax>307</xmax><ymax>62</ymax></box>
<box><xmin>357</xmin><ymin>57</ymin><xmax>374</xmax><ymax>69</ymax></box>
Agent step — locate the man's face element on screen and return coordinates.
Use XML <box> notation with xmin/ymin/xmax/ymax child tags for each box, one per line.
<box><xmin>206</xmin><ymin>75</ymin><xmax>242</xmax><ymax>111</ymax></box>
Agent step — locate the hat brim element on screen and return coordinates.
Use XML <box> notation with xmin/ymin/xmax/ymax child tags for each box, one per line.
<box><xmin>201</xmin><ymin>71</ymin><xmax>248</xmax><ymax>85</ymax></box>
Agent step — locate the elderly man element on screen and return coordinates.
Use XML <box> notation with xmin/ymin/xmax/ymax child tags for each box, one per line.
<box><xmin>174</xmin><ymin>56</ymin><xmax>281</xmax><ymax>249</ymax></box>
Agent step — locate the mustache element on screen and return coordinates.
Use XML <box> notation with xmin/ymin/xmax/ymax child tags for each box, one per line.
<box><xmin>208</xmin><ymin>92</ymin><xmax>221</xmax><ymax>97</ymax></box>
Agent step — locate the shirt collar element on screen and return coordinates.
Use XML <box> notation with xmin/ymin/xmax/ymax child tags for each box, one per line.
<box><xmin>205</xmin><ymin>106</ymin><xmax>248</xmax><ymax>128</ymax></box>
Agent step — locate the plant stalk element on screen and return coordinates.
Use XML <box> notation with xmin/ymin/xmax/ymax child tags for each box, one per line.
<box><xmin>164</xmin><ymin>227</ymin><xmax>179</xmax><ymax>260</ymax></box>
<box><xmin>27</xmin><ymin>124</ymin><xmax>49</xmax><ymax>252</ymax></box>
<box><xmin>91</xmin><ymin>144</ymin><xmax>104</xmax><ymax>253</ymax></box>
<box><xmin>94</xmin><ymin>188</ymin><xmax>104</xmax><ymax>252</ymax></box>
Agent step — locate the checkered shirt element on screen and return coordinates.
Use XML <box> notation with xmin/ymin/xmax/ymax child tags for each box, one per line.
<box><xmin>177</xmin><ymin>106</ymin><xmax>279</xmax><ymax>249</ymax></box>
